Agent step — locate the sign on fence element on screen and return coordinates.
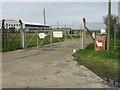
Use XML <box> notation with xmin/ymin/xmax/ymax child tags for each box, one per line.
<box><xmin>53</xmin><ymin>31</ymin><xmax>63</xmax><ymax>38</ymax></box>
<box><xmin>39</xmin><ymin>33</ymin><xmax>45</xmax><ymax>39</ymax></box>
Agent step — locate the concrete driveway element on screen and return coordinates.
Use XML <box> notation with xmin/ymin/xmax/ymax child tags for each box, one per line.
<box><xmin>2</xmin><ymin>38</ymin><xmax>111</xmax><ymax>88</ymax></box>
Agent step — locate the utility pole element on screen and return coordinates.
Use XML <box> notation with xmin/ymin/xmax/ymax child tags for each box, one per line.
<box><xmin>43</xmin><ymin>9</ymin><xmax>46</xmax><ymax>30</ymax></box>
<box><xmin>107</xmin><ymin>0</ymin><xmax>111</xmax><ymax>53</ymax></box>
<box><xmin>73</xmin><ymin>21</ymin><xmax>75</xmax><ymax>34</ymax></box>
<box><xmin>73</xmin><ymin>20</ymin><xmax>74</xmax><ymax>30</ymax></box>
<box><xmin>118</xmin><ymin>1</ymin><xmax>120</xmax><ymax>86</ymax></box>
<box><xmin>82</xmin><ymin>18</ymin><xmax>86</xmax><ymax>49</ymax></box>
<box><xmin>114</xmin><ymin>18</ymin><xmax>117</xmax><ymax>49</ymax></box>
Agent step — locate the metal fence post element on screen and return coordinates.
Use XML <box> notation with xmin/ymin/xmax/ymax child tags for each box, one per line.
<box><xmin>80</xmin><ymin>30</ymin><xmax>81</xmax><ymax>49</ymax></box>
<box><xmin>81</xmin><ymin>30</ymin><xmax>84</xmax><ymax>49</ymax></box>
<box><xmin>2</xmin><ymin>19</ymin><xmax>5</xmax><ymax>47</ymax></box>
<box><xmin>64</xmin><ymin>25</ymin><xmax>67</xmax><ymax>49</ymax></box>
<box><xmin>50</xmin><ymin>26</ymin><xmax>53</xmax><ymax>50</ymax></box>
<box><xmin>37</xmin><ymin>30</ymin><xmax>39</xmax><ymax>48</ymax></box>
<box><xmin>19</xmin><ymin>20</ymin><xmax>26</xmax><ymax>49</ymax></box>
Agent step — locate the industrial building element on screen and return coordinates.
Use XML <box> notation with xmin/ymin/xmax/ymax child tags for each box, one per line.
<box><xmin>0</xmin><ymin>20</ymin><xmax>50</xmax><ymax>30</ymax></box>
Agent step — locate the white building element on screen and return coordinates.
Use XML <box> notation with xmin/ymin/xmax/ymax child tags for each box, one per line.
<box><xmin>100</xmin><ymin>28</ymin><xmax>106</xmax><ymax>35</ymax></box>
<box><xmin>0</xmin><ymin>20</ymin><xmax>20</xmax><ymax>30</ymax></box>
<box><xmin>0</xmin><ymin>20</ymin><xmax>49</xmax><ymax>30</ymax></box>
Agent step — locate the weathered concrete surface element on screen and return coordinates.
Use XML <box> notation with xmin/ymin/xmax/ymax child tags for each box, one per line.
<box><xmin>2</xmin><ymin>38</ymin><xmax>112</xmax><ymax>88</ymax></box>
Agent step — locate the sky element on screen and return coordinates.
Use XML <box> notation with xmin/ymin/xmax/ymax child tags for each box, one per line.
<box><xmin>0</xmin><ymin>2</ymin><xmax>118</xmax><ymax>29</ymax></box>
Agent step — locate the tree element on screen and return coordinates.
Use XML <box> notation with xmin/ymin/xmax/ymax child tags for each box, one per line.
<box><xmin>103</xmin><ymin>14</ymin><xmax>118</xmax><ymax>38</ymax></box>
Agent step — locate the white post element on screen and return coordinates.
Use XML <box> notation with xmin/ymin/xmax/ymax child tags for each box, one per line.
<box><xmin>21</xmin><ymin>30</ymin><xmax>26</xmax><ymax>48</ymax></box>
<box><xmin>81</xmin><ymin>30</ymin><xmax>84</xmax><ymax>49</ymax></box>
<box><xmin>65</xmin><ymin>25</ymin><xmax>67</xmax><ymax>49</ymax></box>
<box><xmin>92</xmin><ymin>32</ymin><xmax>95</xmax><ymax>40</ymax></box>
<box><xmin>19</xmin><ymin>20</ymin><xmax>26</xmax><ymax>49</ymax></box>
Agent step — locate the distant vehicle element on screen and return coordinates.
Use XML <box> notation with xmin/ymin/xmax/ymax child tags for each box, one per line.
<box><xmin>100</xmin><ymin>28</ymin><xmax>106</xmax><ymax>35</ymax></box>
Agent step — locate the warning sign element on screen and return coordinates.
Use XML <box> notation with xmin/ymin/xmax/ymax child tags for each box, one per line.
<box><xmin>94</xmin><ymin>40</ymin><xmax>105</xmax><ymax>51</ymax></box>
<box><xmin>53</xmin><ymin>31</ymin><xmax>63</xmax><ymax>38</ymax></box>
<box><xmin>97</xmin><ymin>42</ymin><xmax>102</xmax><ymax>47</ymax></box>
<box><xmin>38</xmin><ymin>33</ymin><xmax>45</xmax><ymax>39</ymax></box>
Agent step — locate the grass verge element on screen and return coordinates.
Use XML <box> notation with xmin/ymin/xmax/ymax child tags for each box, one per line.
<box><xmin>75</xmin><ymin>41</ymin><xmax>119</xmax><ymax>80</ymax></box>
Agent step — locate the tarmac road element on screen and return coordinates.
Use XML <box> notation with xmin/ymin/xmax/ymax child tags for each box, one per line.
<box><xmin>2</xmin><ymin>38</ymin><xmax>112</xmax><ymax>88</ymax></box>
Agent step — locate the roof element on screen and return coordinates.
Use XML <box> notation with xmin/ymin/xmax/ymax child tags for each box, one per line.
<box><xmin>0</xmin><ymin>20</ymin><xmax>49</xmax><ymax>26</ymax></box>
<box><xmin>22</xmin><ymin>21</ymin><xmax>49</xmax><ymax>26</ymax></box>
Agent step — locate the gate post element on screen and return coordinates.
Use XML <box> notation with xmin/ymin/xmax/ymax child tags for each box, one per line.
<box><xmin>64</xmin><ymin>25</ymin><xmax>67</xmax><ymax>49</ymax></box>
<box><xmin>2</xmin><ymin>19</ymin><xmax>5</xmax><ymax>47</ymax></box>
<box><xmin>81</xmin><ymin>30</ymin><xmax>84</xmax><ymax>49</ymax></box>
<box><xmin>50</xmin><ymin>26</ymin><xmax>53</xmax><ymax>50</ymax></box>
<box><xmin>19</xmin><ymin>20</ymin><xmax>26</xmax><ymax>49</ymax></box>
<box><xmin>83</xmin><ymin>18</ymin><xmax>86</xmax><ymax>49</ymax></box>
<box><xmin>37</xmin><ymin>30</ymin><xmax>39</xmax><ymax>48</ymax></box>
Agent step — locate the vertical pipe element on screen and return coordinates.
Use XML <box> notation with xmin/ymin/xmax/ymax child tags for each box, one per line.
<box><xmin>57</xmin><ymin>21</ymin><xmax>59</xmax><ymax>29</ymax></box>
<box><xmin>43</xmin><ymin>9</ymin><xmax>46</xmax><ymax>30</ymax></box>
<box><xmin>73</xmin><ymin>21</ymin><xmax>74</xmax><ymax>34</ymax></box>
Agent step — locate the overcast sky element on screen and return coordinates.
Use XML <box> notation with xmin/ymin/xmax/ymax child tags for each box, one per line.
<box><xmin>0</xmin><ymin>2</ymin><xmax>118</xmax><ymax>29</ymax></box>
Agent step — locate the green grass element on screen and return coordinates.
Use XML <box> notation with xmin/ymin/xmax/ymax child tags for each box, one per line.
<box><xmin>75</xmin><ymin>40</ymin><xmax>120</xmax><ymax>79</ymax></box>
<box><xmin>1</xmin><ymin>33</ymin><xmax>22</xmax><ymax>52</ymax></box>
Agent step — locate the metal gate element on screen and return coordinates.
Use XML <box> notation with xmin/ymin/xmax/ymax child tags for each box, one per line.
<box><xmin>25</xmin><ymin>28</ymin><xmax>81</xmax><ymax>50</ymax></box>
